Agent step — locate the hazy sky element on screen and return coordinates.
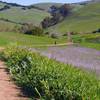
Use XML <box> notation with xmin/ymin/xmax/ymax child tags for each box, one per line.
<box><xmin>2</xmin><ymin>0</ymin><xmax>89</xmax><ymax>5</ymax></box>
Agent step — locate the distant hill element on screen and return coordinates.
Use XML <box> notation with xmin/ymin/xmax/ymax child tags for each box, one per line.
<box><xmin>0</xmin><ymin>1</ymin><xmax>26</xmax><ymax>7</ymax></box>
<box><xmin>0</xmin><ymin>1</ymin><xmax>49</xmax><ymax>31</ymax></box>
<box><xmin>89</xmin><ymin>0</ymin><xmax>100</xmax><ymax>3</ymax></box>
<box><xmin>0</xmin><ymin>0</ymin><xmax>100</xmax><ymax>34</ymax></box>
<box><xmin>0</xmin><ymin>6</ymin><xmax>49</xmax><ymax>25</ymax></box>
<box><xmin>47</xmin><ymin>2</ymin><xmax>100</xmax><ymax>34</ymax></box>
<box><xmin>33</xmin><ymin>3</ymin><xmax>63</xmax><ymax>11</ymax></box>
<box><xmin>78</xmin><ymin>0</ymin><xmax>100</xmax><ymax>5</ymax></box>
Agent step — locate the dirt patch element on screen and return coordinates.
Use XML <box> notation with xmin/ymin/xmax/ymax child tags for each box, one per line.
<box><xmin>0</xmin><ymin>61</ymin><xmax>28</xmax><ymax>100</ymax></box>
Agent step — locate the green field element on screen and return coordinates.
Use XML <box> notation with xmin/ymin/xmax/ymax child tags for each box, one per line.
<box><xmin>72</xmin><ymin>33</ymin><xmax>100</xmax><ymax>50</ymax></box>
<box><xmin>0</xmin><ymin>32</ymin><xmax>99</xmax><ymax>50</ymax></box>
<box><xmin>0</xmin><ymin>32</ymin><xmax>67</xmax><ymax>47</ymax></box>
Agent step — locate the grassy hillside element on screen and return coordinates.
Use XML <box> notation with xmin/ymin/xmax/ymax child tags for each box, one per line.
<box><xmin>0</xmin><ymin>1</ymin><xmax>49</xmax><ymax>31</ymax></box>
<box><xmin>47</xmin><ymin>3</ymin><xmax>100</xmax><ymax>34</ymax></box>
<box><xmin>0</xmin><ymin>7</ymin><xmax>49</xmax><ymax>25</ymax></box>
<box><xmin>1</xmin><ymin>1</ymin><xmax>100</xmax><ymax>33</ymax></box>
<box><xmin>0</xmin><ymin>20</ymin><xmax>20</xmax><ymax>32</ymax></box>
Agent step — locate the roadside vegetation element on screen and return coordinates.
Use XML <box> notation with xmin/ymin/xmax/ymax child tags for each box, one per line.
<box><xmin>1</xmin><ymin>46</ymin><xmax>100</xmax><ymax>100</ymax></box>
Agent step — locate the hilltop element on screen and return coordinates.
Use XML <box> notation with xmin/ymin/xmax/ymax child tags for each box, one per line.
<box><xmin>33</xmin><ymin>3</ymin><xmax>63</xmax><ymax>11</ymax></box>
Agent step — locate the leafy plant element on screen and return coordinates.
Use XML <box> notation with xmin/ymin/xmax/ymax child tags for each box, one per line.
<box><xmin>2</xmin><ymin>46</ymin><xmax>100</xmax><ymax>100</ymax></box>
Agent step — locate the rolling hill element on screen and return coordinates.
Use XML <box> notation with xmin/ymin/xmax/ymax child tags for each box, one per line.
<box><xmin>47</xmin><ymin>2</ymin><xmax>100</xmax><ymax>34</ymax></box>
<box><xmin>33</xmin><ymin>3</ymin><xmax>63</xmax><ymax>11</ymax></box>
<box><xmin>0</xmin><ymin>1</ymin><xmax>49</xmax><ymax>31</ymax></box>
<box><xmin>0</xmin><ymin>0</ymin><xmax>100</xmax><ymax>34</ymax></box>
<box><xmin>0</xmin><ymin>7</ymin><xmax>49</xmax><ymax>25</ymax></box>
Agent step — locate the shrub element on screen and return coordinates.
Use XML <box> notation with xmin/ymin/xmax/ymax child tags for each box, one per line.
<box><xmin>2</xmin><ymin>46</ymin><xmax>100</xmax><ymax>100</ymax></box>
<box><xmin>20</xmin><ymin>23</ymin><xmax>34</xmax><ymax>35</ymax></box>
<box><xmin>32</xmin><ymin>26</ymin><xmax>44</xmax><ymax>36</ymax></box>
<box><xmin>45</xmin><ymin>32</ymin><xmax>50</xmax><ymax>35</ymax></box>
<box><xmin>50</xmin><ymin>33</ymin><xmax>59</xmax><ymax>38</ymax></box>
<box><xmin>20</xmin><ymin>24</ymin><xmax>44</xmax><ymax>36</ymax></box>
<box><xmin>92</xmin><ymin>28</ymin><xmax>100</xmax><ymax>33</ymax></box>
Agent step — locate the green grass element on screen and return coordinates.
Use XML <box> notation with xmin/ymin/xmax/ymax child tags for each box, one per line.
<box><xmin>0</xmin><ymin>7</ymin><xmax>49</xmax><ymax>25</ymax></box>
<box><xmin>48</xmin><ymin>3</ymin><xmax>100</xmax><ymax>34</ymax></box>
<box><xmin>80</xmin><ymin>42</ymin><xmax>100</xmax><ymax>50</ymax></box>
<box><xmin>2</xmin><ymin>46</ymin><xmax>100</xmax><ymax>99</ymax></box>
<box><xmin>0</xmin><ymin>32</ymin><xmax>67</xmax><ymax>47</ymax></box>
<box><xmin>0</xmin><ymin>2</ymin><xmax>49</xmax><ymax>32</ymax></box>
<box><xmin>0</xmin><ymin>2</ymin><xmax>49</xmax><ymax>31</ymax></box>
<box><xmin>0</xmin><ymin>20</ymin><xmax>20</xmax><ymax>32</ymax></box>
<box><xmin>0</xmin><ymin>2</ymin><xmax>100</xmax><ymax>34</ymax></box>
<box><xmin>0</xmin><ymin>32</ymin><xmax>99</xmax><ymax>50</ymax></box>
<box><xmin>34</xmin><ymin>3</ymin><xmax>62</xmax><ymax>11</ymax></box>
<box><xmin>72</xmin><ymin>33</ymin><xmax>100</xmax><ymax>50</ymax></box>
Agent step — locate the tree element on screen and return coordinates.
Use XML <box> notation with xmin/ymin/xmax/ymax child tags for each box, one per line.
<box><xmin>20</xmin><ymin>23</ymin><xmax>34</xmax><ymax>34</ymax></box>
<box><xmin>60</xmin><ymin>4</ymin><xmax>70</xmax><ymax>17</ymax></box>
<box><xmin>32</xmin><ymin>26</ymin><xmax>44</xmax><ymax>36</ymax></box>
<box><xmin>20</xmin><ymin>23</ymin><xmax>44</xmax><ymax>36</ymax></box>
<box><xmin>41</xmin><ymin>17</ymin><xmax>51</xmax><ymax>28</ymax></box>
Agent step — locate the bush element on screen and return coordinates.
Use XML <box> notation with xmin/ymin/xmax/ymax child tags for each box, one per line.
<box><xmin>50</xmin><ymin>33</ymin><xmax>59</xmax><ymax>39</ymax></box>
<box><xmin>92</xmin><ymin>28</ymin><xmax>100</xmax><ymax>33</ymax></box>
<box><xmin>20</xmin><ymin>24</ymin><xmax>44</xmax><ymax>36</ymax></box>
<box><xmin>2</xmin><ymin>46</ymin><xmax>100</xmax><ymax>100</ymax></box>
<box><xmin>32</xmin><ymin>26</ymin><xmax>44</xmax><ymax>36</ymax></box>
<box><xmin>20</xmin><ymin>23</ymin><xmax>33</xmax><ymax>34</ymax></box>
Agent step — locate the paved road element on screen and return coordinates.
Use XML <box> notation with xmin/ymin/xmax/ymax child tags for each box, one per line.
<box><xmin>41</xmin><ymin>46</ymin><xmax>100</xmax><ymax>76</ymax></box>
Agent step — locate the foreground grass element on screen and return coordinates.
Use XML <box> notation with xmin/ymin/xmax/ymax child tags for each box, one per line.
<box><xmin>0</xmin><ymin>32</ymin><xmax>67</xmax><ymax>47</ymax></box>
<box><xmin>1</xmin><ymin>46</ymin><xmax>100</xmax><ymax>99</ymax></box>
